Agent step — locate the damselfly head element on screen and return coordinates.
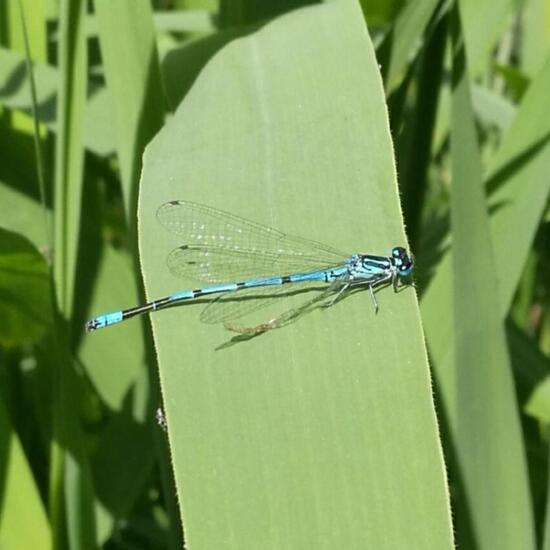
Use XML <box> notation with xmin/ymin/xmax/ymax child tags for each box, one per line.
<box><xmin>391</xmin><ymin>246</ymin><xmax>414</xmax><ymax>276</ymax></box>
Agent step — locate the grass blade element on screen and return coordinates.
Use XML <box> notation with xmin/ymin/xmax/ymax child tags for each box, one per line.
<box><xmin>94</xmin><ymin>0</ymin><xmax>165</xmax><ymax>222</ymax></box>
<box><xmin>53</xmin><ymin>0</ymin><xmax>86</xmax><ymax>318</ymax></box>
<box><xmin>443</xmin><ymin>6</ymin><xmax>535</xmax><ymax>549</ymax></box>
<box><xmin>398</xmin><ymin>11</ymin><xmax>447</xmax><ymax>251</ymax></box>
<box><xmin>0</xmin><ymin>398</ymin><xmax>52</xmax><ymax>549</ymax></box>
<box><xmin>50</xmin><ymin>2</ymin><xmax>97</xmax><ymax>549</ymax></box>
<box><xmin>0</xmin><ymin>47</ymin><xmax>117</xmax><ymax>157</ymax></box>
<box><xmin>0</xmin><ymin>228</ymin><xmax>52</xmax><ymax>345</ymax></box>
<box><xmin>421</xmin><ymin>50</ymin><xmax>550</xmax><ymax>382</ymax></box>
<box><xmin>140</xmin><ymin>3</ymin><xmax>454</xmax><ymax>548</ymax></box>
<box><xmin>377</xmin><ymin>0</ymin><xmax>441</xmax><ymax>93</ymax></box>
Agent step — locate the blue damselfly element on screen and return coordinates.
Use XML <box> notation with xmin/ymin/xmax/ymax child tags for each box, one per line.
<box><xmin>86</xmin><ymin>201</ymin><xmax>414</xmax><ymax>334</ymax></box>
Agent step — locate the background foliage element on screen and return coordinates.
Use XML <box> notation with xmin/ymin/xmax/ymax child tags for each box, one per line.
<box><xmin>0</xmin><ymin>0</ymin><xmax>549</xmax><ymax>549</ymax></box>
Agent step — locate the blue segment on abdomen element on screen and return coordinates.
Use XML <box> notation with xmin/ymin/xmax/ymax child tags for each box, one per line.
<box><xmin>170</xmin><ymin>283</ymin><xmax>239</xmax><ymax>301</ymax></box>
<box><xmin>243</xmin><ymin>277</ymin><xmax>283</xmax><ymax>287</ymax></box>
<box><xmin>201</xmin><ymin>282</ymin><xmax>239</xmax><ymax>295</ymax></box>
<box><xmin>95</xmin><ymin>311</ymin><xmax>123</xmax><ymax>328</ymax></box>
<box><xmin>289</xmin><ymin>271</ymin><xmax>328</xmax><ymax>282</ymax></box>
<box><xmin>169</xmin><ymin>289</ymin><xmax>195</xmax><ymax>300</ymax></box>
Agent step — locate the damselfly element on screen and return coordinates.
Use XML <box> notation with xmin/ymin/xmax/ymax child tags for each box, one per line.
<box><xmin>86</xmin><ymin>201</ymin><xmax>414</xmax><ymax>334</ymax></box>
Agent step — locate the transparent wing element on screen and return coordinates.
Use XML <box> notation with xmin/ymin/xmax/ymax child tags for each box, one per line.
<box><xmin>166</xmin><ymin>245</ymin><xmax>346</xmax><ymax>283</ymax></box>
<box><xmin>157</xmin><ymin>201</ymin><xmax>349</xmax><ymax>282</ymax></box>
<box><xmin>224</xmin><ymin>285</ymin><xmax>341</xmax><ymax>334</ymax></box>
<box><xmin>200</xmin><ymin>280</ymin><xmax>329</xmax><ymax>324</ymax></box>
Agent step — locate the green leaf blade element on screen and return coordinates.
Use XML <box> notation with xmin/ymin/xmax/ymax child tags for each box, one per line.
<box><xmin>95</xmin><ymin>0</ymin><xmax>165</xmax><ymax>219</ymax></box>
<box><xmin>0</xmin><ymin>227</ymin><xmax>52</xmax><ymax>346</ymax></box>
<box><xmin>53</xmin><ymin>0</ymin><xmax>87</xmax><ymax>318</ymax></box>
<box><xmin>0</xmin><ymin>399</ymin><xmax>52</xmax><ymax>550</ymax></box>
<box><xmin>139</xmin><ymin>3</ymin><xmax>454</xmax><ymax>549</ymax></box>
<box><xmin>439</xmin><ymin>7</ymin><xmax>536</xmax><ymax>550</ymax></box>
